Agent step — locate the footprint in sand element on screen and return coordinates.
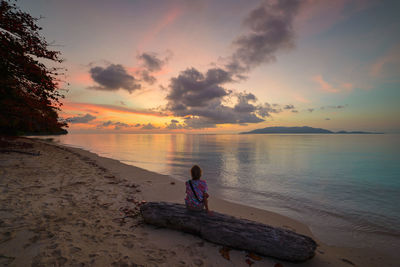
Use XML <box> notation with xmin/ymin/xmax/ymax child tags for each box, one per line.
<box><xmin>69</xmin><ymin>246</ymin><xmax>82</xmax><ymax>254</ymax></box>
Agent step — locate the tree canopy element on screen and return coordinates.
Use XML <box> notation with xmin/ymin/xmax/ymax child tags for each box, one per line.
<box><xmin>0</xmin><ymin>0</ymin><xmax>67</xmax><ymax>135</ymax></box>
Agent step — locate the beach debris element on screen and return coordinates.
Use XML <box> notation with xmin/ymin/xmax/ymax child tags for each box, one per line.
<box><xmin>140</xmin><ymin>202</ymin><xmax>317</xmax><ymax>262</ymax></box>
<box><xmin>341</xmin><ymin>258</ymin><xmax>355</xmax><ymax>266</ymax></box>
<box><xmin>99</xmin><ymin>203</ymin><xmax>113</xmax><ymax>210</ymax></box>
<box><xmin>0</xmin><ymin>254</ymin><xmax>15</xmax><ymax>265</ymax></box>
<box><xmin>245</xmin><ymin>258</ymin><xmax>254</xmax><ymax>266</ymax></box>
<box><xmin>219</xmin><ymin>246</ymin><xmax>231</xmax><ymax>260</ymax></box>
<box><xmin>170</xmin><ymin>181</ymin><xmax>175</xmax><ymax>185</ymax></box>
<box><xmin>126</xmin><ymin>197</ymin><xmax>136</xmax><ymax>203</ymax></box>
<box><xmin>247</xmin><ymin>252</ymin><xmax>262</xmax><ymax>261</ymax></box>
<box><xmin>0</xmin><ymin>149</ymin><xmax>40</xmax><ymax>156</ymax></box>
<box><xmin>126</xmin><ymin>183</ymin><xmax>139</xmax><ymax>188</ymax></box>
<box><xmin>0</xmin><ymin>231</ymin><xmax>15</xmax><ymax>244</ymax></box>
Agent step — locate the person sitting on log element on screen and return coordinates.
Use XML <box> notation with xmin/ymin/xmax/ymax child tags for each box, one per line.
<box><xmin>185</xmin><ymin>165</ymin><xmax>210</xmax><ymax>213</ymax></box>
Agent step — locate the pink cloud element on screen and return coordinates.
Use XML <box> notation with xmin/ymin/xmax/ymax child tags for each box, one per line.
<box><xmin>370</xmin><ymin>43</ymin><xmax>400</xmax><ymax>77</ymax></box>
<box><xmin>312</xmin><ymin>75</ymin><xmax>354</xmax><ymax>93</ymax></box>
<box><xmin>138</xmin><ymin>6</ymin><xmax>182</xmax><ymax>50</ymax></box>
<box><xmin>312</xmin><ymin>75</ymin><xmax>340</xmax><ymax>93</ymax></box>
<box><xmin>342</xmin><ymin>83</ymin><xmax>354</xmax><ymax>91</ymax></box>
<box><xmin>292</xmin><ymin>94</ymin><xmax>311</xmax><ymax>104</ymax></box>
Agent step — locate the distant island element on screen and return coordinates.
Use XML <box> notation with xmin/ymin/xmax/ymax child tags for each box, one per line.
<box><xmin>240</xmin><ymin>126</ymin><xmax>383</xmax><ymax>134</ymax></box>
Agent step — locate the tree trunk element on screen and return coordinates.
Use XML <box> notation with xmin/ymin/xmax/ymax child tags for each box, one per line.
<box><xmin>140</xmin><ymin>202</ymin><xmax>317</xmax><ymax>262</ymax></box>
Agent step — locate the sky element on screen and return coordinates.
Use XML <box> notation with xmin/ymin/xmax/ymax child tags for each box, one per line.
<box><xmin>18</xmin><ymin>0</ymin><xmax>400</xmax><ymax>133</ymax></box>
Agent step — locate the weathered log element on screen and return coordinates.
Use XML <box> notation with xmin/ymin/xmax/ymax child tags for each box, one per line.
<box><xmin>140</xmin><ymin>202</ymin><xmax>317</xmax><ymax>262</ymax></box>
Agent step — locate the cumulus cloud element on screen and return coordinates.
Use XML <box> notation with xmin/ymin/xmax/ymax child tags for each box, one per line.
<box><xmin>183</xmin><ymin>117</ymin><xmax>218</xmax><ymax>129</ymax></box>
<box><xmin>163</xmin><ymin>1</ymin><xmax>302</xmax><ymax>128</ymax></box>
<box><xmin>320</xmin><ymin>104</ymin><xmax>348</xmax><ymax>110</ymax></box>
<box><xmin>284</xmin><ymin>104</ymin><xmax>295</xmax><ymax>110</ymax></box>
<box><xmin>136</xmin><ymin>51</ymin><xmax>172</xmax><ymax>84</ymax></box>
<box><xmin>89</xmin><ymin>64</ymin><xmax>141</xmax><ymax>93</ymax></box>
<box><xmin>167</xmin><ymin>67</ymin><xmax>231</xmax><ymax>112</ymax></box>
<box><xmin>142</xmin><ymin>123</ymin><xmax>159</xmax><ymax>130</ymax></box>
<box><xmin>333</xmin><ymin>105</ymin><xmax>346</xmax><ymax>109</ymax></box>
<box><xmin>67</xmin><ymin>114</ymin><xmax>96</xmax><ymax>124</ymax></box>
<box><xmin>165</xmin><ymin>67</ymin><xmax>282</xmax><ymax>128</ymax></box>
<box><xmin>99</xmin><ymin>120</ymin><xmax>141</xmax><ymax>130</ymax></box>
<box><xmin>226</xmin><ymin>0</ymin><xmax>302</xmax><ymax>74</ymax></box>
<box><xmin>166</xmin><ymin>119</ymin><xmax>184</xmax><ymax>130</ymax></box>
<box><xmin>138</xmin><ymin>70</ymin><xmax>157</xmax><ymax>85</ymax></box>
<box><xmin>138</xmin><ymin>52</ymin><xmax>165</xmax><ymax>72</ymax></box>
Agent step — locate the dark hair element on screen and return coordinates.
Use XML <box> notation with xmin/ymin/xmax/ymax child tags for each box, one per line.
<box><xmin>191</xmin><ymin>165</ymin><xmax>202</xmax><ymax>180</ymax></box>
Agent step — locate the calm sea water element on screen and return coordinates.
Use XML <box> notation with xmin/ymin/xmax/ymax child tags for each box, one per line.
<box><xmin>47</xmin><ymin>133</ymin><xmax>400</xmax><ymax>254</ymax></box>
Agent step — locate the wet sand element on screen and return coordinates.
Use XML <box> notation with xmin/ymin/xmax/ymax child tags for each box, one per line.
<box><xmin>0</xmin><ymin>137</ymin><xmax>397</xmax><ymax>266</ymax></box>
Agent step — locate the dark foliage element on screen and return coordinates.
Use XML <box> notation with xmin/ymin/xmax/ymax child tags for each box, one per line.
<box><xmin>0</xmin><ymin>0</ymin><xmax>67</xmax><ymax>135</ymax></box>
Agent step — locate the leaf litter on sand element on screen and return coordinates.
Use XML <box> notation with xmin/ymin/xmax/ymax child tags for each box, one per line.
<box><xmin>246</xmin><ymin>252</ymin><xmax>262</xmax><ymax>261</ymax></box>
<box><xmin>219</xmin><ymin>246</ymin><xmax>231</xmax><ymax>260</ymax></box>
<box><xmin>245</xmin><ymin>258</ymin><xmax>254</xmax><ymax>266</ymax></box>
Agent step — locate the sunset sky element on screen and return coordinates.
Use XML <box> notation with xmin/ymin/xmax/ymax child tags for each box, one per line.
<box><xmin>18</xmin><ymin>0</ymin><xmax>400</xmax><ymax>133</ymax></box>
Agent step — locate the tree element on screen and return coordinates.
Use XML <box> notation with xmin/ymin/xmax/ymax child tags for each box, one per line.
<box><xmin>0</xmin><ymin>0</ymin><xmax>67</xmax><ymax>135</ymax></box>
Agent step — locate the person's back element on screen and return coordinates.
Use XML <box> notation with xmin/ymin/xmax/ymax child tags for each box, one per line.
<box><xmin>185</xmin><ymin>165</ymin><xmax>210</xmax><ymax>212</ymax></box>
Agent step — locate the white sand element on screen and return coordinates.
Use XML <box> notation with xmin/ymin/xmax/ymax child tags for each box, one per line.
<box><xmin>0</xmin><ymin>137</ymin><xmax>397</xmax><ymax>266</ymax></box>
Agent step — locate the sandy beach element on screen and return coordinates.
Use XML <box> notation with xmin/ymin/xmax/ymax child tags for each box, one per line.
<box><xmin>0</xmin><ymin>137</ymin><xmax>397</xmax><ymax>266</ymax></box>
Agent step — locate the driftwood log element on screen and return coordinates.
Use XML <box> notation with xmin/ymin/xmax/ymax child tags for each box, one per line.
<box><xmin>140</xmin><ymin>202</ymin><xmax>317</xmax><ymax>262</ymax></box>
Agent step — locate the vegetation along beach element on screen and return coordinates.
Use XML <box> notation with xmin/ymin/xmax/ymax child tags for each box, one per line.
<box><xmin>1</xmin><ymin>0</ymin><xmax>399</xmax><ymax>266</ymax></box>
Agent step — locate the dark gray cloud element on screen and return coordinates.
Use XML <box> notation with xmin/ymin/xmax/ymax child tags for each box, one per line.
<box><xmin>183</xmin><ymin>117</ymin><xmax>217</xmax><ymax>129</ymax></box>
<box><xmin>138</xmin><ymin>70</ymin><xmax>157</xmax><ymax>85</ymax></box>
<box><xmin>67</xmin><ymin>114</ymin><xmax>96</xmax><ymax>124</ymax></box>
<box><xmin>166</xmin><ymin>119</ymin><xmax>184</xmax><ymax>130</ymax></box>
<box><xmin>166</xmin><ymin>67</ymin><xmax>281</xmax><ymax>128</ymax></box>
<box><xmin>89</xmin><ymin>64</ymin><xmax>141</xmax><ymax>93</ymax></box>
<box><xmin>163</xmin><ymin>1</ymin><xmax>302</xmax><ymax>128</ymax></box>
<box><xmin>226</xmin><ymin>0</ymin><xmax>302</xmax><ymax>74</ymax></box>
<box><xmin>320</xmin><ymin>104</ymin><xmax>348</xmax><ymax>110</ymax></box>
<box><xmin>142</xmin><ymin>123</ymin><xmax>159</xmax><ymax>130</ymax></box>
<box><xmin>307</xmin><ymin>108</ymin><xmax>314</xmax><ymax>113</ymax></box>
<box><xmin>99</xmin><ymin>120</ymin><xmax>140</xmax><ymax>130</ymax></box>
<box><xmin>333</xmin><ymin>105</ymin><xmax>346</xmax><ymax>109</ymax></box>
<box><xmin>234</xmin><ymin>92</ymin><xmax>257</xmax><ymax>113</ymax></box>
<box><xmin>136</xmin><ymin>52</ymin><xmax>172</xmax><ymax>84</ymax></box>
<box><xmin>167</xmin><ymin>67</ymin><xmax>231</xmax><ymax>112</ymax></box>
<box><xmin>325</xmin><ymin>118</ymin><xmax>331</xmax><ymax>120</ymax></box>
<box><xmin>284</xmin><ymin>104</ymin><xmax>295</xmax><ymax>110</ymax></box>
<box><xmin>138</xmin><ymin>52</ymin><xmax>164</xmax><ymax>72</ymax></box>
<box><xmin>256</xmin><ymin>102</ymin><xmax>282</xmax><ymax>117</ymax></box>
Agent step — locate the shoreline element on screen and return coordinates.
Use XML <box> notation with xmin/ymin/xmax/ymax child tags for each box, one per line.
<box><xmin>0</xmin><ymin>137</ymin><xmax>397</xmax><ymax>266</ymax></box>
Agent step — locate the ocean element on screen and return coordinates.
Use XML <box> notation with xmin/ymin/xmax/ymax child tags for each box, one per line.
<box><xmin>47</xmin><ymin>133</ymin><xmax>400</xmax><ymax>254</ymax></box>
